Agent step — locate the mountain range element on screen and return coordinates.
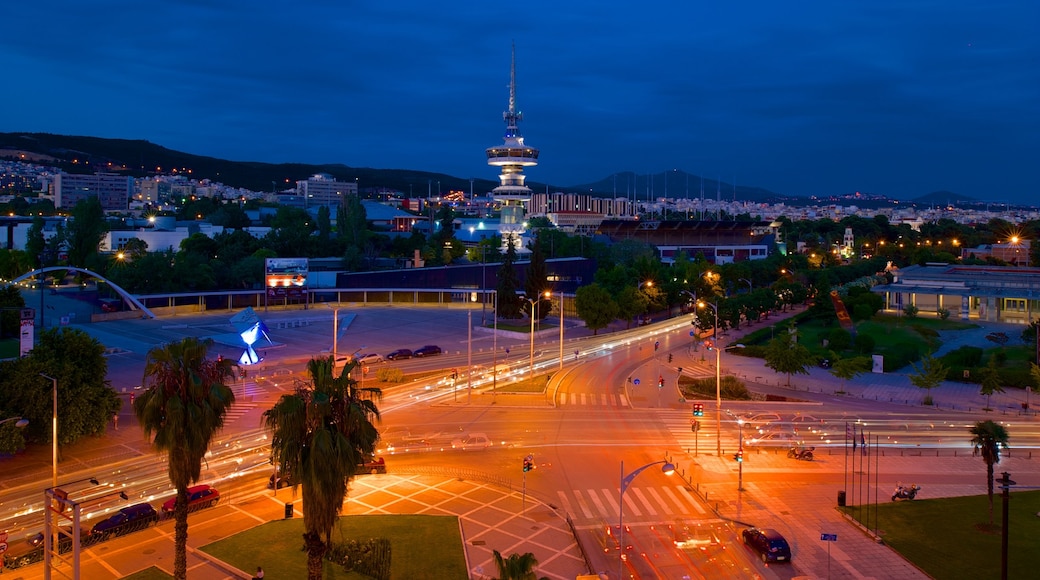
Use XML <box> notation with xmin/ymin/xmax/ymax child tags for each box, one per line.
<box><xmin>0</xmin><ymin>132</ymin><xmax>983</xmax><ymax>208</ymax></box>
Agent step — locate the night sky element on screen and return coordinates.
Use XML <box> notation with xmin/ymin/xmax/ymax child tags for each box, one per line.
<box><xmin>4</xmin><ymin>2</ymin><xmax>1037</xmax><ymax>205</ymax></box>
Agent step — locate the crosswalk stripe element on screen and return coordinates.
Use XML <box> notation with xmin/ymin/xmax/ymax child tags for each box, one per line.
<box><xmin>601</xmin><ymin>489</ymin><xmax>620</xmax><ymax>516</ymax></box>
<box><xmin>587</xmin><ymin>489</ymin><xmax>608</xmax><ymax>517</ymax></box>
<box><xmin>676</xmin><ymin>486</ymin><xmax>706</xmax><ymax>515</ymax></box>
<box><xmin>573</xmin><ymin>490</ymin><xmax>595</xmax><ymax>519</ymax></box>
<box><xmin>659</xmin><ymin>486</ymin><xmax>691</xmax><ymax>514</ymax></box>
<box><xmin>619</xmin><ymin>394</ymin><xmax>628</xmax><ymax>406</ymax></box>
<box><xmin>644</xmin><ymin>487</ymin><xmax>670</xmax><ymax>515</ymax></box>
<box><xmin>631</xmin><ymin>488</ymin><xmax>657</xmax><ymax>516</ymax></box>
<box><xmin>556</xmin><ymin>491</ymin><xmax>575</xmax><ymax>517</ymax></box>
<box><xmin>600</xmin><ymin>394</ymin><xmax>607</xmax><ymax>405</ymax></box>
<box><xmin>571</xmin><ymin>393</ymin><xmax>577</xmax><ymax>405</ymax></box>
<box><xmin>621</xmin><ymin>489</ymin><xmax>643</xmax><ymax>517</ymax></box>
<box><xmin>580</xmin><ymin>393</ymin><xmax>587</xmax><ymax>405</ymax></box>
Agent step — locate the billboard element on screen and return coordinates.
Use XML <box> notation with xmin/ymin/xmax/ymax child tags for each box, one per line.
<box><xmin>265</xmin><ymin>258</ymin><xmax>309</xmax><ymax>300</ymax></box>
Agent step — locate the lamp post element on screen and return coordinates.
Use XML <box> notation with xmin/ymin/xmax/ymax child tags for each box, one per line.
<box><xmin>0</xmin><ymin>416</ymin><xmax>29</xmax><ymax>428</ymax></box>
<box><xmin>480</xmin><ymin>246</ymin><xmax>489</xmax><ymax>326</ymax></box>
<box><xmin>618</xmin><ymin>460</ymin><xmax>675</xmax><ymax>579</ymax></box>
<box><xmin>696</xmin><ymin>301</ymin><xmax>723</xmax><ymax>456</ymax></box>
<box><xmin>40</xmin><ymin>373</ymin><xmax>58</xmax><ymax>489</ymax></box>
<box><xmin>739</xmin><ymin>278</ymin><xmax>753</xmax><ymax>293</ymax></box>
<box><xmin>546</xmin><ymin>291</ymin><xmax>563</xmax><ymax>374</ymax></box>
<box><xmin>492</xmin><ymin>290</ymin><xmax>498</xmax><ymax>401</ymax></box>
<box><xmin>737</xmin><ymin>418</ymin><xmax>745</xmax><ymax>491</ymax></box>
<box><xmin>525</xmin><ymin>295</ymin><xmax>539</xmax><ymax>382</ymax></box>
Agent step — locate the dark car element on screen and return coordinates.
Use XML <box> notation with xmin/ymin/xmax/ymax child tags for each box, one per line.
<box><xmin>90</xmin><ymin>503</ymin><xmax>158</xmax><ymax>539</ymax></box>
<box><xmin>413</xmin><ymin>345</ymin><xmax>442</xmax><ymax>357</ymax></box>
<box><xmin>268</xmin><ymin>468</ymin><xmax>297</xmax><ymax>489</ymax></box>
<box><xmin>386</xmin><ymin>349</ymin><xmax>413</xmax><ymax>360</ymax></box>
<box><xmin>161</xmin><ymin>484</ymin><xmax>220</xmax><ymax>514</ymax></box>
<box><xmin>741</xmin><ymin>527</ymin><xmax>791</xmax><ymax>563</ymax></box>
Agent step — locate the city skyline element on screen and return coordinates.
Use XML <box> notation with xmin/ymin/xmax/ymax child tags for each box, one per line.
<box><xmin>4</xmin><ymin>2</ymin><xmax>1037</xmax><ymax>205</ymax></box>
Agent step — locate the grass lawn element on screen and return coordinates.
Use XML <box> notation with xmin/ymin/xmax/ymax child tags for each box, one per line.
<box><xmin>201</xmin><ymin>514</ymin><xmax>467</xmax><ymax>580</ymax></box>
<box><xmin>494</xmin><ymin>374</ymin><xmax>549</xmax><ymax>393</ymax></box>
<box><xmin>845</xmin><ymin>490</ymin><xmax>1040</xmax><ymax>580</ymax></box>
<box><xmin>121</xmin><ymin>567</ymin><xmax>172</xmax><ymax>580</ymax></box>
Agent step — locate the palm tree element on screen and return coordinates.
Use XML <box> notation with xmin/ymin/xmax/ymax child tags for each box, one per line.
<box><xmin>133</xmin><ymin>337</ymin><xmax>235</xmax><ymax>580</ymax></box>
<box><xmin>492</xmin><ymin>550</ymin><xmax>546</xmax><ymax>580</ymax></box>
<box><xmin>969</xmin><ymin>419</ymin><xmax>1010</xmax><ymax>525</ymax></box>
<box><xmin>263</xmin><ymin>356</ymin><xmax>381</xmax><ymax>580</ymax></box>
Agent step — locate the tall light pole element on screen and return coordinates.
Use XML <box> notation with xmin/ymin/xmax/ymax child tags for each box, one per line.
<box><xmin>696</xmin><ymin>300</ymin><xmax>723</xmax><ymax>456</ymax></box>
<box><xmin>737</xmin><ymin>418</ymin><xmax>745</xmax><ymax>491</ymax></box>
<box><xmin>546</xmin><ymin>291</ymin><xmax>563</xmax><ymax>373</ymax></box>
<box><xmin>480</xmin><ymin>246</ymin><xmax>489</xmax><ymax>326</ymax></box>
<box><xmin>40</xmin><ymin>373</ymin><xmax>58</xmax><ymax>489</ymax></box>
<box><xmin>525</xmin><ymin>296</ymin><xmax>538</xmax><ymax>381</ymax></box>
<box><xmin>618</xmin><ymin>460</ymin><xmax>675</xmax><ymax>579</ymax></box>
<box><xmin>492</xmin><ymin>290</ymin><xmax>498</xmax><ymax>401</ymax></box>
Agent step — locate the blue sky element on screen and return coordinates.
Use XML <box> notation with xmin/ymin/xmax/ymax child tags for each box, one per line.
<box><xmin>4</xmin><ymin>1</ymin><xmax>1038</xmax><ymax>204</ymax></box>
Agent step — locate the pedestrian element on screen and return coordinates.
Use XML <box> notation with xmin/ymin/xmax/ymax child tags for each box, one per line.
<box><xmin>252</xmin><ymin>566</ymin><xmax>264</xmax><ymax>580</ymax></box>
<box><xmin>113</xmin><ymin>413</ymin><xmax>119</xmax><ymax>431</ymax></box>
<box><xmin>860</xmin><ymin>433</ymin><xmax>867</xmax><ymax>456</ymax></box>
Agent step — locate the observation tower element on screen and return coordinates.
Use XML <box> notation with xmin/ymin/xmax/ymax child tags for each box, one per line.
<box><xmin>486</xmin><ymin>44</ymin><xmax>538</xmax><ymax>251</ymax></box>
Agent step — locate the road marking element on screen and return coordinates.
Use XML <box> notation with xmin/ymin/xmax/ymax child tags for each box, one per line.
<box><xmin>586</xmin><ymin>489</ymin><xmax>608</xmax><ymax>518</ymax></box>
<box><xmin>580</xmin><ymin>393</ymin><xmax>587</xmax><ymax>405</ymax></box>
<box><xmin>556</xmin><ymin>491</ymin><xmax>576</xmax><ymax>518</ymax></box>
<box><xmin>620</xmin><ymin>489</ymin><xmax>643</xmax><ymax>517</ymax></box>
<box><xmin>660</xmin><ymin>486</ymin><xmax>694</xmax><ymax>515</ymax></box>
<box><xmin>630</xmin><ymin>487</ymin><xmax>657</xmax><ymax>516</ymax></box>
<box><xmin>619</xmin><ymin>394</ymin><xmax>628</xmax><ymax>406</ymax></box>
<box><xmin>675</xmin><ymin>486</ymin><xmax>707</xmax><ymax>515</ymax></box>
<box><xmin>600</xmin><ymin>488</ymin><xmax>621</xmax><ymax>516</ymax></box>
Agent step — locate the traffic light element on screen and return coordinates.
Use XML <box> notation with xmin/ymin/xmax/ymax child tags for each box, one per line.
<box><xmin>691</xmin><ymin>420</ymin><xmax>700</xmax><ymax>432</ymax></box>
<box><xmin>667</xmin><ymin>353</ymin><xmax>673</xmax><ymax>363</ymax></box>
<box><xmin>693</xmin><ymin>403</ymin><xmax>704</xmax><ymax>417</ymax></box>
<box><xmin>677</xmin><ymin>367</ymin><xmax>683</xmax><ymax>374</ymax></box>
<box><xmin>704</xmin><ymin>339</ymin><xmax>715</xmax><ymax>350</ymax></box>
<box><xmin>734</xmin><ymin>450</ymin><xmax>744</xmax><ymax>462</ymax></box>
<box><xmin>523</xmin><ymin>454</ymin><xmax>534</xmax><ymax>472</ymax></box>
<box><xmin>658</xmin><ymin>376</ymin><xmax>665</xmax><ymax>388</ymax></box>
<box><xmin>654</xmin><ymin>341</ymin><xmax>660</xmax><ymax>351</ymax></box>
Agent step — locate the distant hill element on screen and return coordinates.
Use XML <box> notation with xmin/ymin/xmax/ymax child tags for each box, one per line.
<box><xmin>0</xmin><ymin>132</ymin><xmax>497</xmax><ymax>196</ymax></box>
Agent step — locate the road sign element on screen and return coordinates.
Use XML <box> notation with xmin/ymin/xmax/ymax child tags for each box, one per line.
<box><xmin>820</xmin><ymin>533</ymin><xmax>837</xmax><ymax>541</ymax></box>
<box><xmin>689</xmin><ymin>330</ymin><xmax>694</xmax><ymax>336</ymax></box>
<box><xmin>0</xmin><ymin>532</ymin><xmax>7</xmax><ymax>543</ymax></box>
<box><xmin>633</xmin><ymin>378</ymin><xmax>640</xmax><ymax>385</ymax></box>
<box><xmin>0</xmin><ymin>541</ymin><xmax>8</xmax><ymax>554</ymax></box>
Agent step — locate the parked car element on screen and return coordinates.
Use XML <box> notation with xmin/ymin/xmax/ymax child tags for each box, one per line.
<box><xmin>161</xmin><ymin>484</ymin><xmax>220</xmax><ymax>514</ymax></box>
<box><xmin>90</xmin><ymin>503</ymin><xmax>158</xmax><ymax>538</ymax></box>
<box><xmin>413</xmin><ymin>345</ymin><xmax>443</xmax><ymax>357</ymax></box>
<box><xmin>268</xmin><ymin>469</ymin><xmax>297</xmax><ymax>489</ymax></box>
<box><xmin>357</xmin><ymin>353</ymin><xmax>384</xmax><ymax>365</ymax></box>
<box><xmin>741</xmin><ymin>527</ymin><xmax>792</xmax><ymax>563</ymax></box>
<box><xmin>386</xmin><ymin>349</ymin><xmax>413</xmax><ymax>360</ymax></box>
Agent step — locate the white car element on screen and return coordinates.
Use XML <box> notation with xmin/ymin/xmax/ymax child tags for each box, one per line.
<box><xmin>746</xmin><ymin>430</ymin><xmax>799</xmax><ymax>447</ymax></box>
<box><xmin>451</xmin><ymin>433</ymin><xmax>493</xmax><ymax>450</ymax></box>
<box><xmin>357</xmin><ymin>353</ymin><xmax>384</xmax><ymax>365</ymax></box>
<box><xmin>742</xmin><ymin>412</ymin><xmax>783</xmax><ymax>432</ymax></box>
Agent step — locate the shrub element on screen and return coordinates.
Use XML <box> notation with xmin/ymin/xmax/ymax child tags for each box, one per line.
<box><xmin>376</xmin><ymin>367</ymin><xmax>404</xmax><ymax>383</ymax></box>
<box><xmin>941</xmin><ymin>346</ymin><xmax>984</xmax><ymax>367</ymax></box>
<box><xmin>326</xmin><ymin>538</ymin><xmax>392</xmax><ymax>580</ymax></box>
<box><xmin>853</xmin><ymin>333</ymin><xmax>875</xmax><ymax>354</ymax></box>
<box><xmin>937</xmin><ymin>307</ymin><xmax>950</xmax><ymax>320</ymax></box>
<box><xmin>903</xmin><ymin>304</ymin><xmax>919</xmax><ymax>318</ymax></box>
<box><xmin>826</xmin><ymin>328</ymin><xmax>852</xmax><ymax>352</ymax></box>
<box><xmin>852</xmin><ymin>303</ymin><xmax>874</xmax><ymax>322</ymax></box>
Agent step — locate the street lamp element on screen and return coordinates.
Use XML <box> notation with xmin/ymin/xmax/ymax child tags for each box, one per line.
<box><xmin>0</xmin><ymin>416</ymin><xmax>29</xmax><ymax>428</ymax></box>
<box><xmin>40</xmin><ymin>373</ymin><xmax>58</xmax><ymax>489</ymax></box>
<box><xmin>737</xmin><ymin>418</ymin><xmax>746</xmax><ymax>491</ymax></box>
<box><xmin>739</xmin><ymin>278</ymin><xmax>753</xmax><ymax>293</ymax></box>
<box><xmin>546</xmin><ymin>291</ymin><xmax>563</xmax><ymax>373</ymax></box>
<box><xmin>524</xmin><ymin>294</ymin><xmax>541</xmax><ymax>382</ymax></box>
<box><xmin>618</xmin><ymin>460</ymin><xmax>675</xmax><ymax>579</ymax></box>
<box><xmin>696</xmin><ymin>301</ymin><xmax>723</xmax><ymax>456</ymax></box>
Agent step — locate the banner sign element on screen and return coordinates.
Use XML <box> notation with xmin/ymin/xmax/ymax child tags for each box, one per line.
<box><xmin>265</xmin><ymin>258</ymin><xmax>309</xmax><ymax>300</ymax></box>
<box><xmin>829</xmin><ymin>290</ymin><xmax>855</xmax><ymax>334</ymax></box>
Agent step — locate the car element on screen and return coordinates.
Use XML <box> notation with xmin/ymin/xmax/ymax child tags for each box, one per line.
<box><xmin>742</xmin><ymin>412</ymin><xmax>783</xmax><ymax>432</ymax></box>
<box><xmin>357</xmin><ymin>353</ymin><xmax>384</xmax><ymax>365</ymax></box>
<box><xmin>90</xmin><ymin>503</ymin><xmax>158</xmax><ymax>538</ymax></box>
<box><xmin>745</xmin><ymin>430</ymin><xmax>799</xmax><ymax>447</ymax></box>
<box><xmin>99</xmin><ymin>298</ymin><xmax>121</xmax><ymax>313</ymax></box>
<box><xmin>818</xmin><ymin>358</ymin><xmax>832</xmax><ymax>369</ymax></box>
<box><xmin>268</xmin><ymin>469</ymin><xmax>297</xmax><ymax>489</ymax></box>
<box><xmin>741</xmin><ymin>527</ymin><xmax>792</xmax><ymax>563</ymax></box>
<box><xmin>386</xmin><ymin>349</ymin><xmax>413</xmax><ymax>360</ymax></box>
<box><xmin>789</xmin><ymin>414</ymin><xmax>827</xmax><ymax>433</ymax></box>
<box><xmin>413</xmin><ymin>345</ymin><xmax>442</xmax><ymax>357</ymax></box>
<box><xmin>451</xmin><ymin>433</ymin><xmax>493</xmax><ymax>450</ymax></box>
<box><xmin>161</xmin><ymin>484</ymin><xmax>220</xmax><ymax>513</ymax></box>
<box><xmin>358</xmin><ymin>454</ymin><xmax>387</xmax><ymax>474</ymax></box>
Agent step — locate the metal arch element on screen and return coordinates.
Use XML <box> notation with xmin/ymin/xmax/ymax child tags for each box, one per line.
<box><xmin>10</xmin><ymin>266</ymin><xmax>157</xmax><ymax>320</ymax></box>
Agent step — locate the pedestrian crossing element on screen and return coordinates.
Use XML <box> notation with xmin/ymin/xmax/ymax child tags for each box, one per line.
<box><xmin>223</xmin><ymin>402</ymin><xmax>258</xmax><ymax>424</ymax></box>
<box><xmin>656</xmin><ymin>409</ymin><xmax>740</xmax><ymax>451</ymax></box>
<box><xmin>556</xmin><ymin>392</ymin><xmax>629</xmax><ymax>407</ymax></box>
<box><xmin>556</xmin><ymin>484</ymin><xmax>707</xmax><ymax>523</ymax></box>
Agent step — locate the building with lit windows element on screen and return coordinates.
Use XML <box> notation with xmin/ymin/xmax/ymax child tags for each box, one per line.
<box><xmin>296</xmin><ymin>173</ymin><xmax>357</xmax><ymax>209</ymax></box>
<box><xmin>54</xmin><ymin>172</ymin><xmax>131</xmax><ymax>210</ymax></box>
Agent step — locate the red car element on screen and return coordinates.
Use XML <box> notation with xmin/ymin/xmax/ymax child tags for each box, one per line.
<box><xmin>161</xmin><ymin>484</ymin><xmax>220</xmax><ymax>513</ymax></box>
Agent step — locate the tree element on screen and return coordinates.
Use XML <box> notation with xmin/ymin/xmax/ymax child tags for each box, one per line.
<box><xmin>523</xmin><ymin>232</ymin><xmax>551</xmax><ymax>321</ymax></box>
<box><xmin>909</xmin><ymin>355</ymin><xmax>949</xmax><ymax>405</ymax></box>
<box><xmin>615</xmin><ymin>285</ymin><xmax>649</xmax><ymax>329</ymax></box>
<box><xmin>830</xmin><ymin>357</ymin><xmax>871</xmax><ymax>393</ymax></box>
<box><xmin>65</xmin><ymin>196</ymin><xmax>108</xmax><ymax>269</ymax></box>
<box><xmin>492</xmin><ymin>550</ymin><xmax>546</xmax><ymax>580</ymax></box>
<box><xmin>574</xmin><ymin>284</ymin><xmax>618</xmax><ymax>335</ymax></box>
<box><xmin>977</xmin><ymin>359</ymin><xmax>1005</xmax><ymax>410</ymax></box>
<box><xmin>133</xmin><ymin>337</ymin><xmax>236</xmax><ymax>580</ymax></box>
<box><xmin>25</xmin><ymin>215</ymin><xmax>46</xmax><ymax>266</ymax></box>
<box><xmin>495</xmin><ymin>243</ymin><xmax>523</xmax><ymax>319</ymax></box>
<box><xmin>969</xmin><ymin>420</ymin><xmax>1010</xmax><ymax>525</ymax></box>
<box><xmin>0</xmin><ymin>327</ymin><xmax>120</xmax><ymax>448</ymax></box>
<box><xmin>263</xmin><ymin>357</ymin><xmax>382</xmax><ymax>580</ymax></box>
<box><xmin>763</xmin><ymin>324</ymin><xmax>814</xmax><ymax>387</ymax></box>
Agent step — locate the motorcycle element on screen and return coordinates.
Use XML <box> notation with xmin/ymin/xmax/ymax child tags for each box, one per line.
<box><xmin>892</xmin><ymin>483</ymin><xmax>921</xmax><ymax>501</ymax></box>
<box><xmin>786</xmin><ymin>446</ymin><xmax>815</xmax><ymax>461</ymax></box>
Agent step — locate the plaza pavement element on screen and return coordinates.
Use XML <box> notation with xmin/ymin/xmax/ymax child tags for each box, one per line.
<box><xmin>6</xmin><ymin>301</ymin><xmax>1038</xmax><ymax>579</ymax></box>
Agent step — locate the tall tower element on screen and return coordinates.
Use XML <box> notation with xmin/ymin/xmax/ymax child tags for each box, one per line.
<box><xmin>487</xmin><ymin>43</ymin><xmax>538</xmax><ymax>251</ymax></box>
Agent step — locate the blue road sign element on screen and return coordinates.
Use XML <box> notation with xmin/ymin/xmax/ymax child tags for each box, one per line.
<box><xmin>633</xmin><ymin>378</ymin><xmax>640</xmax><ymax>385</ymax></box>
<box><xmin>689</xmin><ymin>331</ymin><xmax>695</xmax><ymax>336</ymax></box>
<box><xmin>821</xmin><ymin>533</ymin><xmax>837</xmax><ymax>541</ymax></box>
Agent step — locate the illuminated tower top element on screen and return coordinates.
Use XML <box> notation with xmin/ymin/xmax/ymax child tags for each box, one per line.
<box><xmin>487</xmin><ymin>43</ymin><xmax>539</xmax><ymax>202</ymax></box>
<box><xmin>487</xmin><ymin>44</ymin><xmax>537</xmax><ymax>247</ymax></box>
